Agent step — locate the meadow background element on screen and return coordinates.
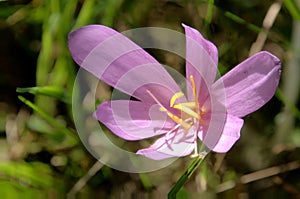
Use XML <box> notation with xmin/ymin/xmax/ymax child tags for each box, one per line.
<box><xmin>0</xmin><ymin>0</ymin><xmax>300</xmax><ymax>198</ymax></box>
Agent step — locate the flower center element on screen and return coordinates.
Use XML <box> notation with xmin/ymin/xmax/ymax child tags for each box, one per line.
<box><xmin>146</xmin><ymin>75</ymin><xmax>204</xmax><ymax>157</ymax></box>
<box><xmin>146</xmin><ymin>75</ymin><xmax>203</xmax><ymax>131</ymax></box>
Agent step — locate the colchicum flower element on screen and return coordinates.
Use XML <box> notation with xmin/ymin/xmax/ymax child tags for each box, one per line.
<box><xmin>68</xmin><ymin>24</ymin><xmax>281</xmax><ymax>160</ymax></box>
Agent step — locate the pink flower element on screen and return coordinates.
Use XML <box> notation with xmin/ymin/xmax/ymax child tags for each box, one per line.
<box><xmin>68</xmin><ymin>24</ymin><xmax>281</xmax><ymax>160</ymax></box>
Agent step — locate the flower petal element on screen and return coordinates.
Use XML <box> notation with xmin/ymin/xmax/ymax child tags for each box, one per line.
<box><xmin>182</xmin><ymin>24</ymin><xmax>218</xmax><ymax>66</ymax></box>
<box><xmin>136</xmin><ymin>126</ymin><xmax>196</xmax><ymax>160</ymax></box>
<box><xmin>209</xmin><ymin>114</ymin><xmax>243</xmax><ymax>153</ymax></box>
<box><xmin>182</xmin><ymin>24</ymin><xmax>218</xmax><ymax>103</ymax></box>
<box><xmin>213</xmin><ymin>51</ymin><xmax>281</xmax><ymax>117</ymax></box>
<box><xmin>68</xmin><ymin>25</ymin><xmax>182</xmax><ymax>104</ymax></box>
<box><xmin>94</xmin><ymin>100</ymin><xmax>175</xmax><ymax>140</ymax></box>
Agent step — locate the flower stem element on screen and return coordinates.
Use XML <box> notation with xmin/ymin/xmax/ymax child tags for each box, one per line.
<box><xmin>168</xmin><ymin>154</ymin><xmax>207</xmax><ymax>198</ymax></box>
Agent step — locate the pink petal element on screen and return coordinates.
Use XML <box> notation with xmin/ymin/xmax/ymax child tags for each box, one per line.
<box><xmin>213</xmin><ymin>51</ymin><xmax>281</xmax><ymax>117</ymax></box>
<box><xmin>94</xmin><ymin>100</ymin><xmax>176</xmax><ymax>140</ymax></box>
<box><xmin>209</xmin><ymin>114</ymin><xmax>243</xmax><ymax>153</ymax></box>
<box><xmin>182</xmin><ymin>24</ymin><xmax>218</xmax><ymax>103</ymax></box>
<box><xmin>183</xmin><ymin>24</ymin><xmax>218</xmax><ymax>66</ymax></box>
<box><xmin>197</xmin><ymin>95</ymin><xmax>228</xmax><ymax>151</ymax></box>
<box><xmin>68</xmin><ymin>25</ymin><xmax>182</xmax><ymax>105</ymax></box>
<box><xmin>137</xmin><ymin>127</ymin><xmax>196</xmax><ymax>160</ymax></box>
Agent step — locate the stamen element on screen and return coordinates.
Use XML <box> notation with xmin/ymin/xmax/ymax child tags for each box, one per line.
<box><xmin>173</xmin><ymin>104</ymin><xmax>200</xmax><ymax>119</ymax></box>
<box><xmin>170</xmin><ymin>92</ymin><xmax>184</xmax><ymax>107</ymax></box>
<box><xmin>146</xmin><ymin>90</ymin><xmax>165</xmax><ymax>108</ymax></box>
<box><xmin>190</xmin><ymin>130</ymin><xmax>199</xmax><ymax>158</ymax></box>
<box><xmin>159</xmin><ymin>107</ymin><xmax>167</xmax><ymax>112</ymax></box>
<box><xmin>146</xmin><ymin>77</ymin><xmax>204</xmax><ymax>157</ymax></box>
<box><xmin>146</xmin><ymin>90</ymin><xmax>192</xmax><ymax>130</ymax></box>
<box><xmin>175</xmin><ymin>102</ymin><xmax>196</xmax><ymax>108</ymax></box>
<box><xmin>166</xmin><ymin>113</ymin><xmax>191</xmax><ymax>130</ymax></box>
<box><xmin>193</xmin><ymin>140</ymin><xmax>199</xmax><ymax>157</ymax></box>
<box><xmin>189</xmin><ymin>75</ymin><xmax>200</xmax><ymax>114</ymax></box>
<box><xmin>189</xmin><ymin>75</ymin><xmax>197</xmax><ymax>99</ymax></box>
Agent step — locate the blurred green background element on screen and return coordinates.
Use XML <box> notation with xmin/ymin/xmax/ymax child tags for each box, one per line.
<box><xmin>0</xmin><ymin>0</ymin><xmax>300</xmax><ymax>198</ymax></box>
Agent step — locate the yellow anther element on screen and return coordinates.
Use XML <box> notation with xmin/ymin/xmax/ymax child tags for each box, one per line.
<box><xmin>147</xmin><ymin>76</ymin><xmax>204</xmax><ymax>155</ymax></box>
<box><xmin>173</xmin><ymin>104</ymin><xmax>200</xmax><ymax>119</ymax></box>
<box><xmin>175</xmin><ymin>102</ymin><xmax>196</xmax><ymax>108</ymax></box>
<box><xmin>170</xmin><ymin>92</ymin><xmax>184</xmax><ymax>107</ymax></box>
<box><xmin>159</xmin><ymin>107</ymin><xmax>167</xmax><ymax>112</ymax></box>
<box><xmin>189</xmin><ymin>75</ymin><xmax>200</xmax><ymax>113</ymax></box>
<box><xmin>167</xmin><ymin>112</ymin><xmax>191</xmax><ymax>130</ymax></box>
<box><xmin>189</xmin><ymin>75</ymin><xmax>197</xmax><ymax>100</ymax></box>
<box><xmin>147</xmin><ymin>90</ymin><xmax>191</xmax><ymax>129</ymax></box>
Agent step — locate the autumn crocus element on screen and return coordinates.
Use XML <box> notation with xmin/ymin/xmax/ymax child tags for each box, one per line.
<box><xmin>68</xmin><ymin>24</ymin><xmax>281</xmax><ymax>160</ymax></box>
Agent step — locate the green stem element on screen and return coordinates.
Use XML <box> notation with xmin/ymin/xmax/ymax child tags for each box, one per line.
<box><xmin>168</xmin><ymin>154</ymin><xmax>207</xmax><ymax>198</ymax></box>
<box><xmin>16</xmin><ymin>86</ymin><xmax>71</xmax><ymax>104</ymax></box>
<box><xmin>18</xmin><ymin>95</ymin><xmax>78</xmax><ymax>142</ymax></box>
